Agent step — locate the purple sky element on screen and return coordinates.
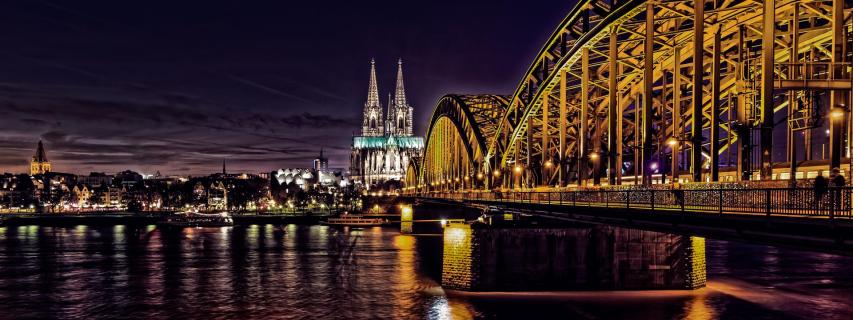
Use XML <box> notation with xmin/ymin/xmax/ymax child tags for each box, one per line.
<box><xmin>0</xmin><ymin>0</ymin><xmax>575</xmax><ymax>175</ymax></box>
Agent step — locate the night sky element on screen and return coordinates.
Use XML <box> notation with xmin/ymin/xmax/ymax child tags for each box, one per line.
<box><xmin>0</xmin><ymin>0</ymin><xmax>574</xmax><ymax>175</ymax></box>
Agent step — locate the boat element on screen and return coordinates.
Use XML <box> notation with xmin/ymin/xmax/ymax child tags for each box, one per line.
<box><xmin>158</xmin><ymin>211</ymin><xmax>234</xmax><ymax>227</ymax></box>
<box><xmin>322</xmin><ymin>214</ymin><xmax>387</xmax><ymax>227</ymax></box>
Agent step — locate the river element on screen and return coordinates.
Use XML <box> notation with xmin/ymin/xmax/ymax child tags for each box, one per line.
<box><xmin>0</xmin><ymin>224</ymin><xmax>850</xmax><ymax>319</ymax></box>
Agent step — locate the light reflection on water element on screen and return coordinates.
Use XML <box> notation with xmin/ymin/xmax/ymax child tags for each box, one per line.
<box><xmin>0</xmin><ymin>224</ymin><xmax>850</xmax><ymax>319</ymax></box>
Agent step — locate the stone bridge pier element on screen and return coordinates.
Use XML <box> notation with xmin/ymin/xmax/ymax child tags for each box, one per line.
<box><xmin>441</xmin><ymin>223</ymin><xmax>706</xmax><ymax>291</ymax></box>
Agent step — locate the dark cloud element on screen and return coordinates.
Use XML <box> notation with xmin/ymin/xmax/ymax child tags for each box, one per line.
<box><xmin>0</xmin><ymin>0</ymin><xmax>573</xmax><ymax>174</ymax></box>
<box><xmin>279</xmin><ymin>113</ymin><xmax>360</xmax><ymax>129</ymax></box>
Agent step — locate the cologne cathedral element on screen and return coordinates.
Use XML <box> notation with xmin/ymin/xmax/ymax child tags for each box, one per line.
<box><xmin>350</xmin><ymin>59</ymin><xmax>423</xmax><ymax>189</ymax></box>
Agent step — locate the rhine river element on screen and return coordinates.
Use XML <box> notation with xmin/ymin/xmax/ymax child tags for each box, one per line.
<box><xmin>0</xmin><ymin>223</ymin><xmax>851</xmax><ymax>319</ymax></box>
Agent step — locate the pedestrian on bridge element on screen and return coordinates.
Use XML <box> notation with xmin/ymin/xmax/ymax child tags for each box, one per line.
<box><xmin>815</xmin><ymin>173</ymin><xmax>828</xmax><ymax>211</ymax></box>
<box><xmin>831</xmin><ymin>168</ymin><xmax>845</xmax><ymax>187</ymax></box>
<box><xmin>830</xmin><ymin>168</ymin><xmax>846</xmax><ymax>214</ymax></box>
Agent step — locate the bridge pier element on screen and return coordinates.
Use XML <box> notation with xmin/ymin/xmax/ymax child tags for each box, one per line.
<box><xmin>441</xmin><ymin>222</ymin><xmax>706</xmax><ymax>292</ymax></box>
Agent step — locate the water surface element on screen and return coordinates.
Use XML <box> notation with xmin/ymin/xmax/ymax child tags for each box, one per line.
<box><xmin>0</xmin><ymin>224</ymin><xmax>850</xmax><ymax>319</ymax></box>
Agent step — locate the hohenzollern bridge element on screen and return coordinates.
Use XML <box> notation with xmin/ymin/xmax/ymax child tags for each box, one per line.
<box><xmin>403</xmin><ymin>0</ymin><xmax>853</xmax><ymax>253</ymax></box>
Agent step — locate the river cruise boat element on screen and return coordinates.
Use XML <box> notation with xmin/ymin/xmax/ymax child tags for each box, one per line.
<box><xmin>159</xmin><ymin>211</ymin><xmax>234</xmax><ymax>227</ymax></box>
<box><xmin>322</xmin><ymin>214</ymin><xmax>387</xmax><ymax>227</ymax></box>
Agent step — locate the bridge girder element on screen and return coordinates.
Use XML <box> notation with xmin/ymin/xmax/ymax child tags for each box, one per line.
<box><xmin>418</xmin><ymin>95</ymin><xmax>509</xmax><ymax>190</ymax></box>
<box><xmin>420</xmin><ymin>0</ymin><xmax>853</xmax><ymax>190</ymax></box>
<box><xmin>487</xmin><ymin>0</ymin><xmax>850</xmax><ymax>187</ymax></box>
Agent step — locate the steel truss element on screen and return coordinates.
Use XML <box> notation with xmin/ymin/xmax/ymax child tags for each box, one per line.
<box><xmin>417</xmin><ymin>0</ymin><xmax>853</xmax><ymax>190</ymax></box>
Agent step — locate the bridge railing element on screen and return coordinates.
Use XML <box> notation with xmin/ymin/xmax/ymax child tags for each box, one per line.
<box><xmin>416</xmin><ymin>187</ymin><xmax>853</xmax><ymax>219</ymax></box>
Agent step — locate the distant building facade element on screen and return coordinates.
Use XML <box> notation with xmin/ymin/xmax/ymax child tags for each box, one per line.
<box><xmin>30</xmin><ymin>140</ymin><xmax>51</xmax><ymax>175</ymax></box>
<box><xmin>350</xmin><ymin>59</ymin><xmax>423</xmax><ymax>188</ymax></box>
<box><xmin>314</xmin><ymin>149</ymin><xmax>329</xmax><ymax>173</ymax></box>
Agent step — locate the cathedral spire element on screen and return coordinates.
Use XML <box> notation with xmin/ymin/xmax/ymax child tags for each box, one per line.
<box><xmin>367</xmin><ymin>58</ymin><xmax>380</xmax><ymax>108</ymax></box>
<box><xmin>362</xmin><ymin>59</ymin><xmax>384</xmax><ymax>136</ymax></box>
<box><xmin>35</xmin><ymin>140</ymin><xmax>47</xmax><ymax>162</ymax></box>
<box><xmin>393</xmin><ymin>58</ymin><xmax>407</xmax><ymax>107</ymax></box>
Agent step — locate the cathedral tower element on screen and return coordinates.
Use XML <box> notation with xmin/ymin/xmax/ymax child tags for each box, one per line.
<box><xmin>30</xmin><ymin>140</ymin><xmax>51</xmax><ymax>175</ymax></box>
<box><xmin>389</xmin><ymin>58</ymin><xmax>413</xmax><ymax>136</ymax></box>
<box><xmin>361</xmin><ymin>59</ymin><xmax>384</xmax><ymax>137</ymax></box>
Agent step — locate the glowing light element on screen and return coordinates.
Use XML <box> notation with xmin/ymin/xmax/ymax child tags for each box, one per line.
<box><xmin>831</xmin><ymin>108</ymin><xmax>845</xmax><ymax>119</ymax></box>
<box><xmin>440</xmin><ymin>219</ymin><xmax>447</xmax><ymax>227</ymax></box>
<box><xmin>589</xmin><ymin>153</ymin><xmax>599</xmax><ymax>160</ymax></box>
<box><xmin>650</xmin><ymin>162</ymin><xmax>659</xmax><ymax>170</ymax></box>
<box><xmin>545</xmin><ymin>160</ymin><xmax>553</xmax><ymax>168</ymax></box>
<box><xmin>667</xmin><ymin>138</ymin><xmax>678</xmax><ymax>146</ymax></box>
<box><xmin>514</xmin><ymin>165</ymin><xmax>522</xmax><ymax>173</ymax></box>
<box><xmin>401</xmin><ymin>206</ymin><xmax>413</xmax><ymax>222</ymax></box>
<box><xmin>477</xmin><ymin>172</ymin><xmax>484</xmax><ymax>180</ymax></box>
<box><xmin>493</xmin><ymin>170</ymin><xmax>501</xmax><ymax>177</ymax></box>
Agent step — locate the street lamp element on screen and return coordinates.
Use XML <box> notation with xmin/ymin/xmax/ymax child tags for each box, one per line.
<box><xmin>831</xmin><ymin>107</ymin><xmax>845</xmax><ymax>119</ymax></box>
<box><xmin>514</xmin><ymin>165</ymin><xmax>522</xmax><ymax>174</ymax></box>
<box><xmin>667</xmin><ymin>138</ymin><xmax>678</xmax><ymax>147</ymax></box>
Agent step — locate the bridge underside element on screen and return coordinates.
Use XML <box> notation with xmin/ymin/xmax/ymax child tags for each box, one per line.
<box><xmin>413</xmin><ymin>0</ymin><xmax>853</xmax><ymax>192</ymax></box>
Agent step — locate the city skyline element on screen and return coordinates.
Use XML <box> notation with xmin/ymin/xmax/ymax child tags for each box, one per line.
<box><xmin>0</xmin><ymin>0</ymin><xmax>573</xmax><ymax>175</ymax></box>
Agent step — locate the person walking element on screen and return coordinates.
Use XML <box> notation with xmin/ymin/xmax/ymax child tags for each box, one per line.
<box><xmin>830</xmin><ymin>168</ymin><xmax>846</xmax><ymax>215</ymax></box>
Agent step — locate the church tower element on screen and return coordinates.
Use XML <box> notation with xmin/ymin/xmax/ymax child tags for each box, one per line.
<box><xmin>30</xmin><ymin>140</ymin><xmax>51</xmax><ymax>175</ymax></box>
<box><xmin>361</xmin><ymin>59</ymin><xmax>384</xmax><ymax>137</ymax></box>
<box><xmin>389</xmin><ymin>58</ymin><xmax>414</xmax><ymax>136</ymax></box>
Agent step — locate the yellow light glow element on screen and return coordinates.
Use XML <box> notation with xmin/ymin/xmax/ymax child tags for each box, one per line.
<box><xmin>589</xmin><ymin>153</ymin><xmax>599</xmax><ymax>160</ymax></box>
<box><xmin>831</xmin><ymin>108</ymin><xmax>845</xmax><ymax>119</ymax></box>
<box><xmin>667</xmin><ymin>138</ymin><xmax>678</xmax><ymax>146</ymax></box>
<box><xmin>493</xmin><ymin>170</ymin><xmax>501</xmax><ymax>177</ymax></box>
<box><xmin>477</xmin><ymin>172</ymin><xmax>484</xmax><ymax>179</ymax></box>
<box><xmin>514</xmin><ymin>165</ymin><xmax>522</xmax><ymax>173</ymax></box>
<box><xmin>545</xmin><ymin>160</ymin><xmax>553</xmax><ymax>168</ymax></box>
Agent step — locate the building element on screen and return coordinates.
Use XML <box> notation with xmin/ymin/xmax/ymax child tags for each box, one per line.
<box><xmin>30</xmin><ymin>140</ymin><xmax>51</xmax><ymax>176</ymax></box>
<box><xmin>314</xmin><ymin>149</ymin><xmax>329</xmax><ymax>173</ymax></box>
<box><xmin>350</xmin><ymin>59</ymin><xmax>424</xmax><ymax>188</ymax></box>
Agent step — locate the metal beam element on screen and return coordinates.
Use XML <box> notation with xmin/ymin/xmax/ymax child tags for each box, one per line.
<box><xmin>608</xmin><ymin>28</ymin><xmax>620</xmax><ymax>185</ymax></box>
<box><xmin>829</xmin><ymin>0</ymin><xmax>845</xmax><ymax>172</ymax></box>
<box><xmin>672</xmin><ymin>43</ymin><xmax>681</xmax><ymax>183</ymax></box>
<box><xmin>580</xmin><ymin>48</ymin><xmax>590</xmax><ymax>186</ymax></box>
<box><xmin>560</xmin><ymin>70</ymin><xmax>567</xmax><ymax>187</ymax></box>
<box><xmin>542</xmin><ymin>91</ymin><xmax>550</xmax><ymax>186</ymax></box>
<box><xmin>760</xmin><ymin>0</ymin><xmax>775</xmax><ymax>180</ymax></box>
<box><xmin>642</xmin><ymin>3</ymin><xmax>654</xmax><ymax>186</ymax></box>
<box><xmin>789</xmin><ymin>4</ymin><xmax>799</xmax><ymax>183</ymax></box>
<box><xmin>711</xmin><ymin>26</ymin><xmax>721</xmax><ymax>181</ymax></box>
<box><xmin>692</xmin><ymin>0</ymin><xmax>705</xmax><ymax>182</ymax></box>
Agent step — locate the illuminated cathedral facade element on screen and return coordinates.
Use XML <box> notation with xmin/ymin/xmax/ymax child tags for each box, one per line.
<box><xmin>351</xmin><ymin>59</ymin><xmax>423</xmax><ymax>188</ymax></box>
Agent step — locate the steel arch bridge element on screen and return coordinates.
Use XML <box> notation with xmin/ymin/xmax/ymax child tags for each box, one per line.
<box><xmin>414</xmin><ymin>0</ymin><xmax>853</xmax><ymax>192</ymax></box>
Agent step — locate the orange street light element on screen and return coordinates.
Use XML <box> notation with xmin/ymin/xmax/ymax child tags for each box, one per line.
<box><xmin>831</xmin><ymin>108</ymin><xmax>845</xmax><ymax>119</ymax></box>
<box><xmin>667</xmin><ymin>138</ymin><xmax>678</xmax><ymax>147</ymax></box>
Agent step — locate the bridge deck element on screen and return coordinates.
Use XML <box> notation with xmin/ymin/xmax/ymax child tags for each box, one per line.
<box><xmin>407</xmin><ymin>187</ymin><xmax>853</xmax><ymax>255</ymax></box>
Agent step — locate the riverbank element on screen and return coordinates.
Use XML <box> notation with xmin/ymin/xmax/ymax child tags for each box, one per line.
<box><xmin>0</xmin><ymin>214</ymin><xmax>326</xmax><ymax>226</ymax></box>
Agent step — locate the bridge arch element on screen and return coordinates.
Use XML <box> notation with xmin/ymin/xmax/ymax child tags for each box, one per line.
<box><xmin>485</xmin><ymin>0</ymin><xmax>852</xmax><ymax>189</ymax></box>
<box><xmin>419</xmin><ymin>95</ymin><xmax>508</xmax><ymax>190</ymax></box>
